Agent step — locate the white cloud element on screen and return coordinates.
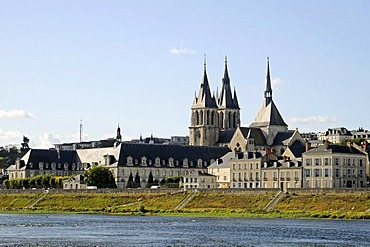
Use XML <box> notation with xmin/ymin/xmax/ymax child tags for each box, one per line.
<box><xmin>289</xmin><ymin>116</ymin><xmax>337</xmax><ymax>124</ymax></box>
<box><xmin>271</xmin><ymin>78</ymin><xmax>283</xmax><ymax>90</ymax></box>
<box><xmin>39</xmin><ymin>133</ymin><xmax>62</xmax><ymax>149</ymax></box>
<box><xmin>0</xmin><ymin>109</ymin><xmax>36</xmax><ymax>119</ymax></box>
<box><xmin>0</xmin><ymin>129</ymin><xmax>22</xmax><ymax>140</ymax></box>
<box><xmin>169</xmin><ymin>47</ymin><xmax>196</xmax><ymax>55</ymax></box>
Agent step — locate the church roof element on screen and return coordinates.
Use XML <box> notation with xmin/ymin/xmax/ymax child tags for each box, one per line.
<box><xmin>250</xmin><ymin>99</ymin><xmax>287</xmax><ymax>128</ymax></box>
<box><xmin>217</xmin><ymin>57</ymin><xmax>239</xmax><ymax>109</ymax></box>
<box><xmin>272</xmin><ymin>130</ymin><xmax>295</xmax><ymax>146</ymax></box>
<box><xmin>216</xmin><ymin>130</ymin><xmax>236</xmax><ymax>144</ymax></box>
<box><xmin>193</xmin><ymin>62</ymin><xmax>217</xmax><ymax>108</ymax></box>
<box><xmin>239</xmin><ymin>127</ymin><xmax>267</xmax><ymax>146</ymax></box>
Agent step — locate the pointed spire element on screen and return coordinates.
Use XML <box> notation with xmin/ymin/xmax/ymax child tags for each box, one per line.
<box><xmin>265</xmin><ymin>57</ymin><xmax>273</xmax><ymax>105</ymax></box>
<box><xmin>116</xmin><ymin>123</ymin><xmax>122</xmax><ymax>142</ymax></box>
<box><xmin>194</xmin><ymin>56</ymin><xmax>217</xmax><ymax>108</ymax></box>
<box><xmin>224</xmin><ymin>55</ymin><xmax>229</xmax><ymax>80</ymax></box>
<box><xmin>218</xmin><ymin>56</ymin><xmax>239</xmax><ymax>109</ymax></box>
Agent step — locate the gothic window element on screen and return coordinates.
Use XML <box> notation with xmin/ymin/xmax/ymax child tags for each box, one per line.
<box><xmin>195</xmin><ymin>111</ymin><xmax>199</xmax><ymax>125</ymax></box>
<box><xmin>211</xmin><ymin>111</ymin><xmax>215</xmax><ymax>125</ymax></box>
<box><xmin>206</xmin><ymin>110</ymin><xmax>210</xmax><ymax>125</ymax></box>
<box><xmin>233</xmin><ymin>112</ymin><xmax>237</xmax><ymax>128</ymax></box>
<box><xmin>200</xmin><ymin>111</ymin><xmax>204</xmax><ymax>125</ymax></box>
<box><xmin>228</xmin><ymin>112</ymin><xmax>232</xmax><ymax>129</ymax></box>
<box><xmin>219</xmin><ymin>112</ymin><xmax>224</xmax><ymax>128</ymax></box>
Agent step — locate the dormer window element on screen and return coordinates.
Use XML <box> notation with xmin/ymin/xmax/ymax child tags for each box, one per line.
<box><xmin>39</xmin><ymin>162</ymin><xmax>44</xmax><ymax>170</ymax></box>
<box><xmin>134</xmin><ymin>159</ymin><xmax>138</xmax><ymax>165</ymax></box>
<box><xmin>45</xmin><ymin>163</ymin><xmax>49</xmax><ymax>169</ymax></box>
<box><xmin>183</xmin><ymin>158</ymin><xmax>188</xmax><ymax>167</ymax></box>
<box><xmin>197</xmin><ymin>159</ymin><xmax>203</xmax><ymax>168</ymax></box>
<box><xmin>51</xmin><ymin>163</ymin><xmax>56</xmax><ymax>170</ymax></box>
<box><xmin>175</xmin><ymin>160</ymin><xmax>179</xmax><ymax>166</ymax></box>
<box><xmin>169</xmin><ymin>158</ymin><xmax>174</xmax><ymax>167</ymax></box>
<box><xmin>58</xmin><ymin>163</ymin><xmax>62</xmax><ymax>169</ymax></box>
<box><xmin>64</xmin><ymin>163</ymin><xmax>69</xmax><ymax>170</ymax></box>
<box><xmin>155</xmin><ymin>157</ymin><xmax>161</xmax><ymax>166</ymax></box>
<box><xmin>127</xmin><ymin>156</ymin><xmax>133</xmax><ymax>166</ymax></box>
<box><xmin>141</xmin><ymin>157</ymin><xmax>147</xmax><ymax>166</ymax></box>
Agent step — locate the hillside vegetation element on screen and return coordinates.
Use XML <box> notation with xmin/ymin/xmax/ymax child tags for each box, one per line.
<box><xmin>0</xmin><ymin>190</ymin><xmax>370</xmax><ymax>219</ymax></box>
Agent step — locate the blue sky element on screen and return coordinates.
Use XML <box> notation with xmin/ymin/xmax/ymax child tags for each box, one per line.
<box><xmin>0</xmin><ymin>1</ymin><xmax>369</xmax><ymax>148</ymax></box>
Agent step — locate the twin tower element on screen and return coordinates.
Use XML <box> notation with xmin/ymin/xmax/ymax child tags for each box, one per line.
<box><xmin>189</xmin><ymin>57</ymin><xmax>240</xmax><ymax>146</ymax></box>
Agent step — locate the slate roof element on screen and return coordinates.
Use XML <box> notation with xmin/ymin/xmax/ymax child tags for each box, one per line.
<box><xmin>288</xmin><ymin>141</ymin><xmax>306</xmax><ymax>158</ymax></box>
<box><xmin>216</xmin><ymin>130</ymin><xmax>236</xmax><ymax>144</ymax></box>
<box><xmin>17</xmin><ymin>149</ymin><xmax>78</xmax><ymax>170</ymax></box>
<box><xmin>117</xmin><ymin>143</ymin><xmax>230</xmax><ymax>167</ymax></box>
<box><xmin>272</xmin><ymin>130</ymin><xmax>295</xmax><ymax>146</ymax></box>
<box><xmin>250</xmin><ymin>100</ymin><xmax>287</xmax><ymax>128</ymax></box>
<box><xmin>239</xmin><ymin>127</ymin><xmax>267</xmax><ymax>146</ymax></box>
<box><xmin>193</xmin><ymin>68</ymin><xmax>217</xmax><ymax>108</ymax></box>
<box><xmin>217</xmin><ymin>60</ymin><xmax>239</xmax><ymax>109</ymax></box>
<box><xmin>304</xmin><ymin>144</ymin><xmax>364</xmax><ymax>155</ymax></box>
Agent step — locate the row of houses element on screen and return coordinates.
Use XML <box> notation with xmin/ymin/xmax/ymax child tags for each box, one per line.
<box><xmin>184</xmin><ymin>141</ymin><xmax>367</xmax><ymax>190</ymax></box>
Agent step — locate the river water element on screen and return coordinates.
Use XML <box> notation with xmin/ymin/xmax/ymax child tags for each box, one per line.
<box><xmin>0</xmin><ymin>214</ymin><xmax>369</xmax><ymax>246</ymax></box>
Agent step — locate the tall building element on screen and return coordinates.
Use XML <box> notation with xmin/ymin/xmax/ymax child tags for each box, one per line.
<box><xmin>249</xmin><ymin>58</ymin><xmax>288</xmax><ymax>145</ymax></box>
<box><xmin>189</xmin><ymin>57</ymin><xmax>240</xmax><ymax>146</ymax></box>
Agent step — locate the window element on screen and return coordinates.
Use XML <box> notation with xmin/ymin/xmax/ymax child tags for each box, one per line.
<box><xmin>324</xmin><ymin>169</ymin><xmax>329</xmax><ymax>177</ymax></box>
<box><xmin>238</xmin><ymin>164</ymin><xmax>241</xmax><ymax>170</ymax></box>
<box><xmin>305</xmin><ymin>159</ymin><xmax>311</xmax><ymax>166</ymax></box>
<box><xmin>256</xmin><ymin>163</ymin><xmax>259</xmax><ymax>169</ymax></box>
<box><xmin>280</xmin><ymin>171</ymin><xmax>284</xmax><ymax>179</ymax></box>
<box><xmin>305</xmin><ymin>169</ymin><xmax>311</xmax><ymax>177</ymax></box>
<box><xmin>244</xmin><ymin>164</ymin><xmax>247</xmax><ymax>169</ymax></box>
<box><xmin>286</xmin><ymin>171</ymin><xmax>290</xmax><ymax>179</ymax></box>
<box><xmin>335</xmin><ymin>158</ymin><xmax>339</xmax><ymax>166</ymax></box>
<box><xmin>324</xmin><ymin>158</ymin><xmax>329</xmax><ymax>166</ymax></box>
<box><xmin>232</xmin><ymin>173</ymin><xmax>236</xmax><ymax>180</ymax></box>
<box><xmin>294</xmin><ymin>171</ymin><xmax>298</xmax><ymax>179</ymax></box>
<box><xmin>223</xmin><ymin>176</ymin><xmax>227</xmax><ymax>181</ymax></box>
<box><xmin>232</xmin><ymin>164</ymin><xmax>236</xmax><ymax>170</ymax></box>
<box><xmin>359</xmin><ymin>159</ymin><xmax>363</xmax><ymax>166</ymax></box>
<box><xmin>238</xmin><ymin>173</ymin><xmax>242</xmax><ymax>181</ymax></box>
<box><xmin>314</xmin><ymin>169</ymin><xmax>320</xmax><ymax>177</ymax></box>
<box><xmin>141</xmin><ymin>157</ymin><xmax>147</xmax><ymax>166</ymax></box>
<box><xmin>315</xmin><ymin>158</ymin><xmax>320</xmax><ymax>166</ymax></box>
<box><xmin>250</xmin><ymin>164</ymin><xmax>253</xmax><ymax>169</ymax></box>
<box><xmin>168</xmin><ymin>158</ymin><xmax>174</xmax><ymax>167</ymax></box>
<box><xmin>335</xmin><ymin>169</ymin><xmax>340</xmax><ymax>178</ymax></box>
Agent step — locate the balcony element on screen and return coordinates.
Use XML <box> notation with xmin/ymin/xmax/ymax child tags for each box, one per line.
<box><xmin>286</xmin><ymin>177</ymin><xmax>291</xmax><ymax>181</ymax></box>
<box><xmin>280</xmin><ymin>177</ymin><xmax>285</xmax><ymax>181</ymax></box>
<box><xmin>263</xmin><ymin>177</ymin><xmax>268</xmax><ymax>181</ymax></box>
<box><xmin>294</xmin><ymin>177</ymin><xmax>299</xmax><ymax>181</ymax></box>
<box><xmin>273</xmin><ymin>177</ymin><xmax>277</xmax><ymax>181</ymax></box>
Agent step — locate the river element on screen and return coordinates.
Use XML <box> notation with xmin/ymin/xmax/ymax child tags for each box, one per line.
<box><xmin>0</xmin><ymin>214</ymin><xmax>369</xmax><ymax>246</ymax></box>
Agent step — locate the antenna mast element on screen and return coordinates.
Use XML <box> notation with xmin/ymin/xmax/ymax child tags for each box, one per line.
<box><xmin>80</xmin><ymin>119</ymin><xmax>83</xmax><ymax>143</ymax></box>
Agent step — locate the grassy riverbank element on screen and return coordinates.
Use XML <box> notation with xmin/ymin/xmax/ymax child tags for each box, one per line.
<box><xmin>1</xmin><ymin>190</ymin><xmax>370</xmax><ymax>219</ymax></box>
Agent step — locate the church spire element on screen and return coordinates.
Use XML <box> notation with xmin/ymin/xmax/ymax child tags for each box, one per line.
<box><xmin>218</xmin><ymin>56</ymin><xmax>239</xmax><ymax>109</ymax></box>
<box><xmin>264</xmin><ymin>57</ymin><xmax>273</xmax><ymax>106</ymax></box>
<box><xmin>194</xmin><ymin>55</ymin><xmax>217</xmax><ymax>107</ymax></box>
<box><xmin>116</xmin><ymin>123</ymin><xmax>122</xmax><ymax>142</ymax></box>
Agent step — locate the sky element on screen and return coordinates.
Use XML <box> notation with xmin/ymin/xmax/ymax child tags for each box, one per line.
<box><xmin>0</xmin><ymin>0</ymin><xmax>369</xmax><ymax>148</ymax></box>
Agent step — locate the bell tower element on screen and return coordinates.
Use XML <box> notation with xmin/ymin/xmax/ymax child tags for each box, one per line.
<box><xmin>189</xmin><ymin>57</ymin><xmax>220</xmax><ymax>146</ymax></box>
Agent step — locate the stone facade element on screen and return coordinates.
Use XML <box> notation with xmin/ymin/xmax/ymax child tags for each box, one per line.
<box><xmin>302</xmin><ymin>142</ymin><xmax>366</xmax><ymax>188</ymax></box>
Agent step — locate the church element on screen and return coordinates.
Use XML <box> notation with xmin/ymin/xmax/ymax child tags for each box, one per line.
<box><xmin>189</xmin><ymin>57</ymin><xmax>306</xmax><ymax>157</ymax></box>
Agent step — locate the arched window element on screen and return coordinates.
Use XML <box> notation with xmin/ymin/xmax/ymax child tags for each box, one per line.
<box><xmin>228</xmin><ymin>112</ymin><xmax>232</xmax><ymax>129</ymax></box>
<box><xmin>206</xmin><ymin>110</ymin><xmax>210</xmax><ymax>125</ymax></box>
<box><xmin>195</xmin><ymin>111</ymin><xmax>199</xmax><ymax>125</ymax></box>
<box><xmin>233</xmin><ymin>112</ymin><xmax>237</xmax><ymax>128</ymax></box>
<box><xmin>200</xmin><ymin>111</ymin><xmax>203</xmax><ymax>125</ymax></box>
<box><xmin>211</xmin><ymin>111</ymin><xmax>215</xmax><ymax>125</ymax></box>
<box><xmin>219</xmin><ymin>112</ymin><xmax>224</xmax><ymax>128</ymax></box>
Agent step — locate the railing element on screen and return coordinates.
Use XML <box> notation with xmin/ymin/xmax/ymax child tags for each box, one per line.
<box><xmin>263</xmin><ymin>177</ymin><xmax>268</xmax><ymax>181</ymax></box>
<box><xmin>273</xmin><ymin>177</ymin><xmax>277</xmax><ymax>181</ymax></box>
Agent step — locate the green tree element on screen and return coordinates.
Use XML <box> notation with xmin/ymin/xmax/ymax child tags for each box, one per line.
<box><xmin>146</xmin><ymin>171</ymin><xmax>154</xmax><ymax>188</ymax></box>
<box><xmin>126</xmin><ymin>172</ymin><xmax>134</xmax><ymax>188</ymax></box>
<box><xmin>84</xmin><ymin>166</ymin><xmax>116</xmax><ymax>188</ymax></box>
<box><xmin>2</xmin><ymin>179</ymin><xmax>9</xmax><ymax>189</ymax></box>
<box><xmin>134</xmin><ymin>172</ymin><xmax>141</xmax><ymax>188</ymax></box>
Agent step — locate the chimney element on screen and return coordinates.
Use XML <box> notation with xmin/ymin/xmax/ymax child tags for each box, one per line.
<box><xmin>305</xmin><ymin>142</ymin><xmax>311</xmax><ymax>152</ymax></box>
<box><xmin>324</xmin><ymin>140</ymin><xmax>330</xmax><ymax>150</ymax></box>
